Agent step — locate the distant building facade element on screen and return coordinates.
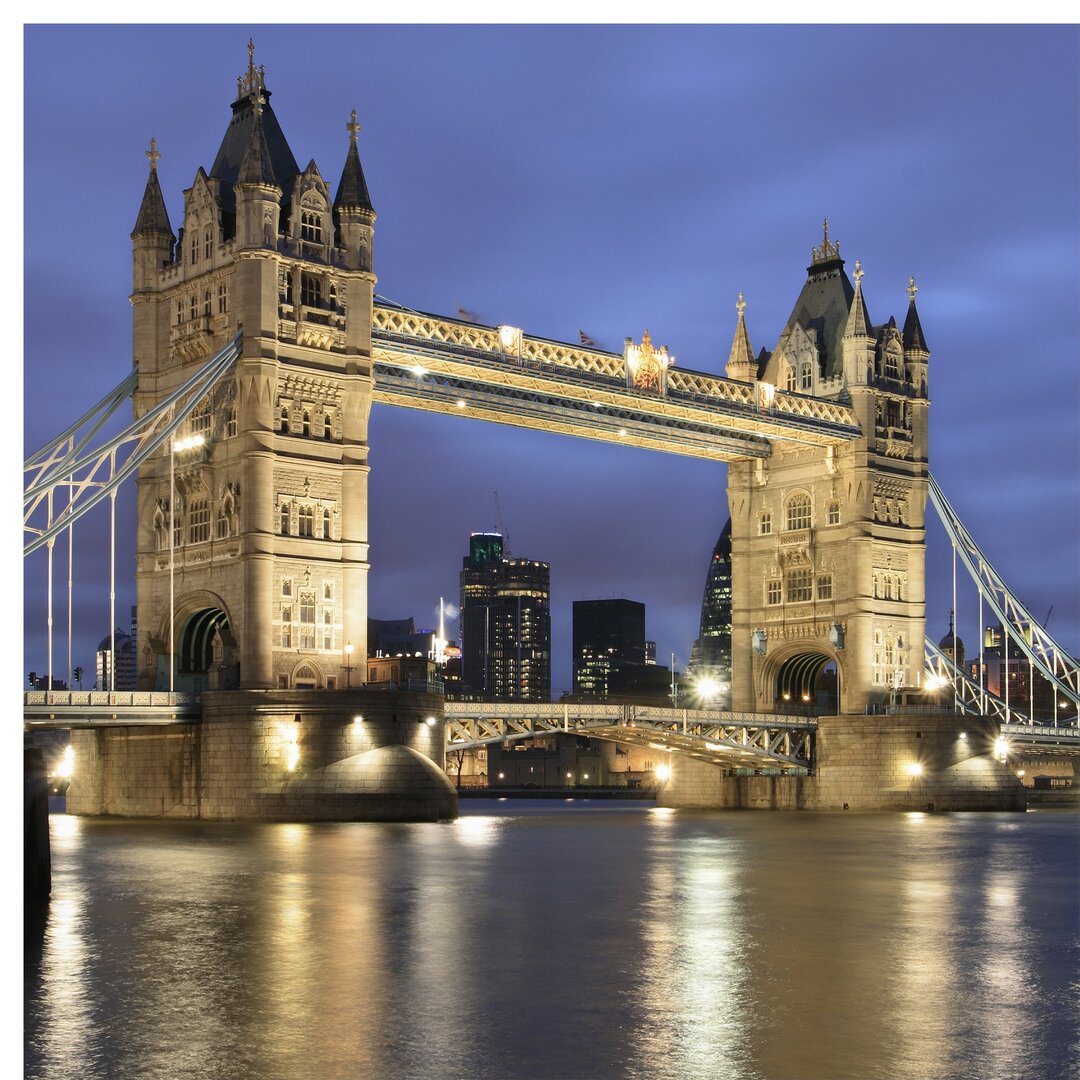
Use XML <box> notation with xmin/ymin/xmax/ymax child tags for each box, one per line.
<box><xmin>572</xmin><ymin>598</ymin><xmax>670</xmax><ymax>703</ymax></box>
<box><xmin>459</xmin><ymin>533</ymin><xmax>550</xmax><ymax>702</ymax></box>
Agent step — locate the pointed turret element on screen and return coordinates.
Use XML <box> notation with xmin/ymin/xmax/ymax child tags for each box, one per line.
<box><xmin>333</xmin><ymin>109</ymin><xmax>376</xmax><ymax>272</ymax></box>
<box><xmin>903</xmin><ymin>276</ymin><xmax>929</xmax><ymax>398</ymax></box>
<box><xmin>841</xmin><ymin>259</ymin><xmax>875</xmax><ymax>389</ymax></box>
<box><xmin>131</xmin><ymin>138</ymin><xmax>175</xmax><ymax>295</ymax></box>
<box><xmin>725</xmin><ymin>293</ymin><xmax>757</xmax><ymax>381</ymax></box>
<box><xmin>234</xmin><ymin>89</ymin><xmax>282</xmax><ymax>250</ymax></box>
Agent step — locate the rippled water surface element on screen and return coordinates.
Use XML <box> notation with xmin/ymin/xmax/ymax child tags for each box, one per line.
<box><xmin>25</xmin><ymin>803</ymin><xmax>1079</xmax><ymax>1080</ymax></box>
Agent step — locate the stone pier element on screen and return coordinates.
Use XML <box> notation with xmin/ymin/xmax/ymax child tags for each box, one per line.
<box><xmin>66</xmin><ymin>689</ymin><xmax>457</xmax><ymax>822</ymax></box>
<box><xmin>658</xmin><ymin>712</ymin><xmax>1026</xmax><ymax>812</ymax></box>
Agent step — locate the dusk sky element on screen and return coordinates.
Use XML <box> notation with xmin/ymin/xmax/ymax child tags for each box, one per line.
<box><xmin>22</xmin><ymin>24</ymin><xmax>1080</xmax><ymax>694</ymax></box>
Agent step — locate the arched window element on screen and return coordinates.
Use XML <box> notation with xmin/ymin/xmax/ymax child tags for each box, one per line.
<box><xmin>800</xmin><ymin>363</ymin><xmax>812</xmax><ymax>391</ymax></box>
<box><xmin>190</xmin><ymin>231</ymin><xmax>198</xmax><ymax>265</ymax></box>
<box><xmin>323</xmin><ymin>610</ymin><xmax>333</xmax><ymax>650</ymax></box>
<box><xmin>216</xmin><ymin>506</ymin><xmax>230</xmax><ymax>539</ymax></box>
<box><xmin>188</xmin><ymin>497</ymin><xmax>210</xmax><ymax>544</ymax></box>
<box><xmin>280</xmin><ymin>504</ymin><xmax>290</xmax><ymax>535</ymax></box>
<box><xmin>885</xmin><ymin>347</ymin><xmax>901</xmax><ymax>379</ymax></box>
<box><xmin>279</xmin><ymin>405</ymin><xmax>289</xmax><ymax>433</ymax></box>
<box><xmin>302</xmin><ymin>411</ymin><xmax>311</xmax><ymax>437</ymax></box>
<box><xmin>785</xmin><ymin>364</ymin><xmax>797</xmax><ymax>392</ymax></box>
<box><xmin>786</xmin><ymin>493</ymin><xmax>812</xmax><ymax>531</ymax></box>
<box><xmin>299</xmin><ymin>506</ymin><xmax>314</xmax><ymax>537</ymax></box>
<box><xmin>758</xmin><ymin>510</ymin><xmax>772</xmax><ymax>536</ymax></box>
<box><xmin>322</xmin><ymin>508</ymin><xmax>332</xmax><ymax>538</ymax></box>
<box><xmin>204</xmin><ymin>226</ymin><xmax>213</xmax><ymax>260</ymax></box>
<box><xmin>203</xmin><ymin>290</ymin><xmax>212</xmax><ymax>317</ymax></box>
<box><xmin>827</xmin><ymin>500</ymin><xmax>841</xmax><ymax>526</ymax></box>
<box><xmin>323</xmin><ymin>413</ymin><xmax>333</xmax><ymax>440</ymax></box>
<box><xmin>301</xmin><ymin>211</ymin><xmax>322</xmax><ymax>243</ymax></box>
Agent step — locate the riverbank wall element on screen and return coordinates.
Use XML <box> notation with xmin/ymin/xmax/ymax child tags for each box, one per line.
<box><xmin>658</xmin><ymin>712</ymin><xmax>1026</xmax><ymax>811</ymax></box>
<box><xmin>65</xmin><ymin>689</ymin><xmax>457</xmax><ymax>822</ymax></box>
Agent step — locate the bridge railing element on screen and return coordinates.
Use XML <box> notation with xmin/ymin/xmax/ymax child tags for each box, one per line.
<box><xmin>24</xmin><ymin>691</ymin><xmax>197</xmax><ymax>708</ymax></box>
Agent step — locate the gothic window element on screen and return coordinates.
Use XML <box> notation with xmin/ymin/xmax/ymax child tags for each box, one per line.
<box><xmin>204</xmin><ymin>227</ymin><xmax>213</xmax><ymax>260</ymax></box>
<box><xmin>322</xmin><ymin>507</ymin><xmax>332</xmax><ymax>538</ymax></box>
<box><xmin>800</xmin><ymin>363</ymin><xmax>812</xmax><ymax>391</ymax></box>
<box><xmin>203</xmin><ymin>290</ymin><xmax>212</xmax><ymax>317</ymax></box>
<box><xmin>190</xmin><ymin>293</ymin><xmax>197</xmax><ymax>321</ymax></box>
<box><xmin>299</xmin><ymin>593</ymin><xmax>316</xmax><ymax>649</ymax></box>
<box><xmin>785</xmin><ymin>568</ymin><xmax>813</xmax><ymax>603</ymax></box>
<box><xmin>218</xmin><ymin>281</ymin><xmax>228</xmax><ymax>314</ymax></box>
<box><xmin>302</xmin><ymin>411</ymin><xmax>311</xmax><ymax>437</ymax></box>
<box><xmin>279</xmin><ymin>404</ymin><xmax>289</xmax><ymax>433</ymax></box>
<box><xmin>885</xmin><ymin>347</ymin><xmax>901</xmax><ymax>379</ymax></box>
<box><xmin>280</xmin><ymin>504</ymin><xmax>290</xmax><ymax>535</ymax></box>
<box><xmin>281</xmin><ymin>606</ymin><xmax>292</xmax><ymax>649</ymax></box>
<box><xmin>323</xmin><ymin>610</ymin><xmax>333</xmax><ymax>650</ymax></box>
<box><xmin>225</xmin><ymin>404</ymin><xmax>237</xmax><ymax>438</ymax></box>
<box><xmin>190</xmin><ymin>231</ymin><xmax>198</xmax><ymax>265</ymax></box>
<box><xmin>817</xmin><ymin>574</ymin><xmax>833</xmax><ymax>601</ymax></box>
<box><xmin>216</xmin><ymin>505</ymin><xmax>230</xmax><ymax>539</ymax></box>
<box><xmin>173</xmin><ymin>496</ymin><xmax>183</xmax><ymax>548</ymax></box>
<box><xmin>282</xmin><ymin>579</ymin><xmax>292</xmax><ymax>597</ymax></box>
<box><xmin>301</xmin><ymin>211</ymin><xmax>322</xmax><ymax>243</ymax></box>
<box><xmin>758</xmin><ymin>510</ymin><xmax>772</xmax><ymax>536</ymax></box>
<box><xmin>827</xmin><ymin>500</ymin><xmax>841</xmax><ymax>526</ymax></box>
<box><xmin>176</xmin><ymin>299</ymin><xmax>184</xmax><ymax>326</ymax></box>
<box><xmin>299</xmin><ymin>505</ymin><xmax>314</xmax><ymax>537</ymax></box>
<box><xmin>323</xmin><ymin>413</ymin><xmax>333</xmax><ymax>440</ymax></box>
<box><xmin>767</xmin><ymin>580</ymin><xmax>782</xmax><ymax>605</ymax></box>
<box><xmin>190</xmin><ymin>400</ymin><xmax>211</xmax><ymax>437</ymax></box>
<box><xmin>328</xmin><ymin>282</ymin><xmax>338</xmax><ymax>310</ymax></box>
<box><xmin>786</xmin><ymin>493</ymin><xmax>812</xmax><ymax>531</ymax></box>
<box><xmin>785</xmin><ymin>364</ymin><xmax>797</xmax><ymax>392</ymax></box>
<box><xmin>301</xmin><ymin>274</ymin><xmax>322</xmax><ymax>308</ymax></box>
<box><xmin>323</xmin><ymin>582</ymin><xmax>333</xmax><ymax>601</ymax></box>
<box><xmin>188</xmin><ymin>497</ymin><xmax>210</xmax><ymax>544</ymax></box>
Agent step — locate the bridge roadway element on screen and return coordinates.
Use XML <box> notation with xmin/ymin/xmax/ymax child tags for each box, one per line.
<box><xmin>23</xmin><ymin>693</ymin><xmax>1078</xmax><ymax>769</ymax></box>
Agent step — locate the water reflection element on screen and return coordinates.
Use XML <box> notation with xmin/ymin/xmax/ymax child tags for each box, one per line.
<box><xmin>25</xmin><ymin>807</ymin><xmax>1078</xmax><ymax>1080</ymax></box>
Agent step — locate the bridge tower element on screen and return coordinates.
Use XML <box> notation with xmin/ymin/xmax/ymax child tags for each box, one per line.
<box><xmin>727</xmin><ymin>226</ymin><xmax>930</xmax><ymax>714</ymax></box>
<box><xmin>131</xmin><ymin>45</ymin><xmax>376</xmax><ymax>691</ymax></box>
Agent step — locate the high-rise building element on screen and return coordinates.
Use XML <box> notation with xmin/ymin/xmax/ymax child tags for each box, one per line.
<box><xmin>686</xmin><ymin>520</ymin><xmax>732</xmax><ymax>706</ymax></box>
<box><xmin>459</xmin><ymin>533</ymin><xmax>550</xmax><ymax>702</ymax></box>
<box><xmin>573</xmin><ymin>599</ymin><xmax>645</xmax><ymax>697</ymax></box>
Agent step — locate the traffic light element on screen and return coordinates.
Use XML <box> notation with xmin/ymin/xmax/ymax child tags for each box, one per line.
<box><xmin>74</xmin><ymin>666</ymin><xmax>84</xmax><ymax>687</ymax></box>
<box><xmin>29</xmin><ymin>672</ymin><xmax>37</xmax><ymax>687</ymax></box>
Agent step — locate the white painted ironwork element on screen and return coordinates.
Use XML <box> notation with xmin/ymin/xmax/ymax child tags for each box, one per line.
<box><xmin>443</xmin><ymin>701</ymin><xmax>815</xmax><ymax>770</ymax></box>
<box><xmin>927</xmin><ymin>473</ymin><xmax>1080</xmax><ymax>706</ymax></box>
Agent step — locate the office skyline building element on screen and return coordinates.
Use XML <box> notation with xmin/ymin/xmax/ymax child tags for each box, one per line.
<box><xmin>686</xmin><ymin>519</ymin><xmax>733</xmax><ymax>706</ymax></box>
<box><xmin>459</xmin><ymin>533</ymin><xmax>550</xmax><ymax>702</ymax></box>
<box><xmin>573</xmin><ymin>598</ymin><xmax>645</xmax><ymax>698</ymax></box>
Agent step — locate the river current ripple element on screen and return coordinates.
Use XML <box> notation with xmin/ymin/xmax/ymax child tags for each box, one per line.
<box><xmin>24</xmin><ymin>802</ymin><xmax>1080</xmax><ymax>1080</ymax></box>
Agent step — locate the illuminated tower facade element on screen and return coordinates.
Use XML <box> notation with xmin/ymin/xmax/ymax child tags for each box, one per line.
<box><xmin>131</xmin><ymin>45</ymin><xmax>376</xmax><ymax>691</ymax></box>
<box><xmin>727</xmin><ymin>226</ymin><xmax>930</xmax><ymax>714</ymax></box>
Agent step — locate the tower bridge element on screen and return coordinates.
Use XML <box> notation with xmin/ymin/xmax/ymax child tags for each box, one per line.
<box><xmin>23</xmin><ymin>48</ymin><xmax>1079</xmax><ymax>818</ymax></box>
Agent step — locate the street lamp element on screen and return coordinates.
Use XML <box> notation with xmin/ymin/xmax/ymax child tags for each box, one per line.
<box><xmin>169</xmin><ymin>432</ymin><xmax>204</xmax><ymax>695</ymax></box>
<box><xmin>342</xmin><ymin>641</ymin><xmax>355</xmax><ymax>688</ymax></box>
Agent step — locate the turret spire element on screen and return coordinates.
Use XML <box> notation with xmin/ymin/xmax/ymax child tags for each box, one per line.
<box><xmin>131</xmin><ymin>138</ymin><xmax>173</xmax><ymax>239</ymax></box>
<box><xmin>903</xmin><ymin>274</ymin><xmax>929</xmax><ymax>353</ymax></box>
<box><xmin>844</xmin><ymin>258</ymin><xmax>873</xmax><ymax>338</ymax></box>
<box><xmin>725</xmin><ymin>292</ymin><xmax>757</xmax><ymax>381</ymax></box>
<box><xmin>334</xmin><ymin>107</ymin><xmax>374</xmax><ymax>214</ymax></box>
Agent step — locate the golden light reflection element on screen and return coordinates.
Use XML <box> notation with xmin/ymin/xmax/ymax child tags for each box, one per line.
<box><xmin>453</xmin><ymin>815</ymin><xmax>503</xmax><ymax>848</ymax></box>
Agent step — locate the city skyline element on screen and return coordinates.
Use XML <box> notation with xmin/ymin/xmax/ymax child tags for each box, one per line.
<box><xmin>23</xmin><ymin>25</ymin><xmax>1080</xmax><ymax>694</ymax></box>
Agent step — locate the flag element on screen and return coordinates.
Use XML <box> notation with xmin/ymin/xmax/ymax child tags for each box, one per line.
<box><xmin>579</xmin><ymin>329</ymin><xmax>596</xmax><ymax>347</ymax></box>
<box><xmin>456</xmin><ymin>304</ymin><xmax>477</xmax><ymax>322</ymax></box>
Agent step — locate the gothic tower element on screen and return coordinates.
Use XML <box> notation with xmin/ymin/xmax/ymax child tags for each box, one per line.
<box><xmin>132</xmin><ymin>45</ymin><xmax>376</xmax><ymax>692</ymax></box>
<box><xmin>727</xmin><ymin>224</ymin><xmax>930</xmax><ymax>714</ymax></box>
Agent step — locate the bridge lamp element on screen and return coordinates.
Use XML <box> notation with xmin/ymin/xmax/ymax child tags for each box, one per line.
<box><xmin>695</xmin><ymin>677</ymin><xmax>721</xmax><ymax>704</ymax></box>
<box><xmin>456</xmin><ymin>399</ymin><xmax>467</xmax><ymax>409</ymax></box>
<box><xmin>906</xmin><ymin>761</ymin><xmax>924</xmax><ymax>777</ymax></box>
<box><xmin>655</xmin><ymin>764</ymin><xmax>672</xmax><ymax>782</ymax></box>
<box><xmin>57</xmin><ymin>745</ymin><xmax>74</xmax><ymax>780</ymax></box>
<box><xmin>425</xmin><ymin>716</ymin><xmax>436</xmax><ymax>726</ymax></box>
<box><xmin>412</xmin><ymin>364</ymin><xmax>426</xmax><ymax>378</ymax></box>
<box><xmin>352</xmin><ymin>714</ymin><xmax>363</xmax><ymax>724</ymax></box>
<box><xmin>994</xmin><ymin>736</ymin><xmax>1010</xmax><ymax>762</ymax></box>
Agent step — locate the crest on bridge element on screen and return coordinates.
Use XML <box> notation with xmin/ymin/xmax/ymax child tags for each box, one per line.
<box><xmin>624</xmin><ymin>329</ymin><xmax>673</xmax><ymax>394</ymax></box>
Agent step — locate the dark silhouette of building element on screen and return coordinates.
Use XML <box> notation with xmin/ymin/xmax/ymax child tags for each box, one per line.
<box><xmin>571</xmin><ymin>598</ymin><xmax>671</xmax><ymax>703</ymax></box>
<box><xmin>686</xmin><ymin>519</ymin><xmax>732</xmax><ymax>706</ymax></box>
<box><xmin>937</xmin><ymin>609</ymin><xmax>964</xmax><ymax>668</ymax></box>
<box><xmin>459</xmin><ymin>533</ymin><xmax>550</xmax><ymax>702</ymax></box>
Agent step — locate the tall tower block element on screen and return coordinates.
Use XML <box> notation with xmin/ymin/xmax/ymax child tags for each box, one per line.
<box><xmin>727</xmin><ymin>226</ymin><xmax>930</xmax><ymax>714</ymax></box>
<box><xmin>131</xmin><ymin>46</ymin><xmax>377</xmax><ymax>692</ymax></box>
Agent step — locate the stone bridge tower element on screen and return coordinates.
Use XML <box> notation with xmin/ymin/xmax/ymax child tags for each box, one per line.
<box><xmin>130</xmin><ymin>45</ymin><xmax>376</xmax><ymax>692</ymax></box>
<box><xmin>726</xmin><ymin>225</ymin><xmax>930</xmax><ymax>714</ymax></box>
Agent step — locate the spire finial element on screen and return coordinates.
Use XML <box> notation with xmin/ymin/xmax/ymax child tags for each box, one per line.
<box><xmin>239</xmin><ymin>38</ymin><xmax>265</xmax><ymax>99</ymax></box>
<box><xmin>908</xmin><ymin>275</ymin><xmax>918</xmax><ymax>303</ymax></box>
<box><xmin>347</xmin><ymin>109</ymin><xmax>361</xmax><ymax>144</ymax></box>
<box><xmin>146</xmin><ymin>137</ymin><xmax>160</xmax><ymax>172</ymax></box>
<box><xmin>736</xmin><ymin>291</ymin><xmax>746</xmax><ymax>318</ymax></box>
<box><xmin>811</xmin><ymin>218</ymin><xmax>841</xmax><ymax>265</ymax></box>
<box><xmin>642</xmin><ymin>328</ymin><xmax>652</xmax><ymax>348</ymax></box>
<box><xmin>854</xmin><ymin>258</ymin><xmax>864</xmax><ymax>286</ymax></box>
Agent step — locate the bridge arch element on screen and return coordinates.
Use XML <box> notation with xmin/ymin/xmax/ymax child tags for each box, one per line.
<box><xmin>762</xmin><ymin>646</ymin><xmax>842</xmax><ymax>715</ymax></box>
<box><xmin>157</xmin><ymin>591</ymin><xmax>235</xmax><ymax>692</ymax></box>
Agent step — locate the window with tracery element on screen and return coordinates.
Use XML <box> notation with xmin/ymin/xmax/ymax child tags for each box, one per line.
<box><xmin>767</xmin><ymin>580</ymin><xmax>782</xmax><ymax>605</ymax></box>
<box><xmin>800</xmin><ymin>363</ymin><xmax>812</xmax><ymax>391</ymax></box>
<box><xmin>785</xmin><ymin>568</ymin><xmax>813</xmax><ymax>603</ymax></box>
<box><xmin>188</xmin><ymin>497</ymin><xmax>210</xmax><ymax>544</ymax></box>
<box><xmin>299</xmin><ymin>506</ymin><xmax>314</xmax><ymax>537</ymax></box>
<box><xmin>827</xmin><ymin>501</ymin><xmax>841</xmax><ymax>526</ymax></box>
<box><xmin>786</xmin><ymin>493</ymin><xmax>811</xmax><ymax>531</ymax></box>
<box><xmin>322</xmin><ymin>508</ymin><xmax>332</xmax><ymax>538</ymax></box>
<box><xmin>817</xmin><ymin>574</ymin><xmax>833</xmax><ymax>600</ymax></box>
<box><xmin>299</xmin><ymin>593</ymin><xmax>316</xmax><ymax>649</ymax></box>
<box><xmin>759</xmin><ymin>511</ymin><xmax>772</xmax><ymax>536</ymax></box>
<box><xmin>301</xmin><ymin>273</ymin><xmax>322</xmax><ymax>307</ymax></box>
<box><xmin>301</xmin><ymin>211</ymin><xmax>322</xmax><ymax>243</ymax></box>
<box><xmin>280</xmin><ymin>504</ymin><xmax>290</xmax><ymax>535</ymax></box>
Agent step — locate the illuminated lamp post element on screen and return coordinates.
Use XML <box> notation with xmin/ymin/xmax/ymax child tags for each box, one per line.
<box><xmin>343</xmin><ymin>641</ymin><xmax>355</xmax><ymax>688</ymax></box>
<box><xmin>169</xmin><ymin>432</ymin><xmax>204</xmax><ymax>695</ymax></box>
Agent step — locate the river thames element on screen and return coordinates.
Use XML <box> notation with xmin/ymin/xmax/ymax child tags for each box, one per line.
<box><xmin>24</xmin><ymin>802</ymin><xmax>1079</xmax><ymax>1080</ymax></box>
